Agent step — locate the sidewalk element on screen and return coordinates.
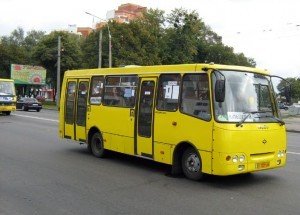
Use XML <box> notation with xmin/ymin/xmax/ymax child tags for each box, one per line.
<box><xmin>284</xmin><ymin>116</ymin><xmax>300</xmax><ymax>133</ymax></box>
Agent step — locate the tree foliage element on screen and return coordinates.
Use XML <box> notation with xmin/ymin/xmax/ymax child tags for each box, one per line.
<box><xmin>278</xmin><ymin>77</ymin><xmax>300</xmax><ymax>102</ymax></box>
<box><xmin>33</xmin><ymin>31</ymin><xmax>83</xmax><ymax>89</ymax></box>
<box><xmin>0</xmin><ymin>8</ymin><xmax>266</xmax><ymax>90</ymax></box>
<box><xmin>0</xmin><ymin>28</ymin><xmax>45</xmax><ymax>78</ymax></box>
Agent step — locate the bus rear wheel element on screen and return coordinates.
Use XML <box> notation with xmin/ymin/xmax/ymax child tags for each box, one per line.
<box><xmin>90</xmin><ymin>132</ymin><xmax>106</xmax><ymax>158</ymax></box>
<box><xmin>181</xmin><ymin>147</ymin><xmax>204</xmax><ymax>181</ymax></box>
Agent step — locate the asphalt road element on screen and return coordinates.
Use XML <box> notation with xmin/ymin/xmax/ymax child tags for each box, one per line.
<box><xmin>1</xmin><ymin>110</ymin><xmax>300</xmax><ymax>215</ymax></box>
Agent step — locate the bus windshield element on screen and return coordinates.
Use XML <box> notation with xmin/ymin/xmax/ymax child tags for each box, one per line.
<box><xmin>0</xmin><ymin>81</ymin><xmax>15</xmax><ymax>96</ymax></box>
<box><xmin>213</xmin><ymin>70</ymin><xmax>278</xmax><ymax>123</ymax></box>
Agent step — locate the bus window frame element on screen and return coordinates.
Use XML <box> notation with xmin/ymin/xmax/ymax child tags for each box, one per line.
<box><xmin>102</xmin><ymin>75</ymin><xmax>139</xmax><ymax>108</ymax></box>
<box><xmin>156</xmin><ymin>73</ymin><xmax>181</xmax><ymax>112</ymax></box>
<box><xmin>65</xmin><ymin>81</ymin><xmax>77</xmax><ymax>125</ymax></box>
<box><xmin>179</xmin><ymin>73</ymin><xmax>212</xmax><ymax>122</ymax></box>
<box><xmin>211</xmin><ymin>69</ymin><xmax>277</xmax><ymax>124</ymax></box>
<box><xmin>89</xmin><ymin>76</ymin><xmax>104</xmax><ymax>106</ymax></box>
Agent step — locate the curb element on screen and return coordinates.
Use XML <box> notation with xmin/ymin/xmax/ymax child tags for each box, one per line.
<box><xmin>43</xmin><ymin>108</ymin><xmax>58</xmax><ymax>111</ymax></box>
<box><xmin>286</xmin><ymin>130</ymin><xmax>300</xmax><ymax>133</ymax></box>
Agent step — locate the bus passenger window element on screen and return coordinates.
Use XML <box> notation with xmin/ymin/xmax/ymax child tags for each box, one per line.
<box><xmin>65</xmin><ymin>81</ymin><xmax>76</xmax><ymax>124</ymax></box>
<box><xmin>157</xmin><ymin>74</ymin><xmax>181</xmax><ymax>111</ymax></box>
<box><xmin>103</xmin><ymin>76</ymin><xmax>138</xmax><ymax>108</ymax></box>
<box><xmin>90</xmin><ymin>76</ymin><xmax>104</xmax><ymax>105</ymax></box>
<box><xmin>181</xmin><ymin>74</ymin><xmax>211</xmax><ymax>120</ymax></box>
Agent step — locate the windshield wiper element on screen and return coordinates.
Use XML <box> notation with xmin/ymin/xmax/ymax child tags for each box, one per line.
<box><xmin>236</xmin><ymin>111</ymin><xmax>285</xmax><ymax>127</ymax></box>
<box><xmin>266</xmin><ymin>115</ymin><xmax>285</xmax><ymax>126</ymax></box>
<box><xmin>236</xmin><ymin>112</ymin><xmax>255</xmax><ymax>127</ymax></box>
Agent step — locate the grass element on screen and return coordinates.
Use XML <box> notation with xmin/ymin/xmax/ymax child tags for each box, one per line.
<box><xmin>42</xmin><ymin>101</ymin><xmax>57</xmax><ymax>110</ymax></box>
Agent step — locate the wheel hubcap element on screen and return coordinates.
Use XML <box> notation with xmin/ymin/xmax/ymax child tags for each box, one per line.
<box><xmin>186</xmin><ymin>153</ymin><xmax>200</xmax><ymax>173</ymax></box>
<box><xmin>93</xmin><ymin>138</ymin><xmax>101</xmax><ymax>153</ymax></box>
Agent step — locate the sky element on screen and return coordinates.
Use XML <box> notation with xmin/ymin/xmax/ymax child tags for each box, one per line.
<box><xmin>0</xmin><ymin>0</ymin><xmax>300</xmax><ymax>78</ymax></box>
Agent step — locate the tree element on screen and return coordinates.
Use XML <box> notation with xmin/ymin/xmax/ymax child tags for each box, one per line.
<box><xmin>81</xmin><ymin>9</ymin><xmax>166</xmax><ymax>68</ymax></box>
<box><xmin>33</xmin><ymin>31</ymin><xmax>83</xmax><ymax>96</ymax></box>
<box><xmin>0</xmin><ymin>28</ymin><xmax>46</xmax><ymax>78</ymax></box>
<box><xmin>0</xmin><ymin>28</ymin><xmax>27</xmax><ymax>78</ymax></box>
<box><xmin>277</xmin><ymin>77</ymin><xmax>300</xmax><ymax>103</ymax></box>
<box><xmin>24</xmin><ymin>30</ymin><xmax>46</xmax><ymax>64</ymax></box>
<box><xmin>162</xmin><ymin>8</ymin><xmax>202</xmax><ymax>64</ymax></box>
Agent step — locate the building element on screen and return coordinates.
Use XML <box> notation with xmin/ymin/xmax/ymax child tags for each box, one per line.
<box><xmin>76</xmin><ymin>27</ymin><xmax>93</xmax><ymax>37</ymax></box>
<box><xmin>78</xmin><ymin>3</ymin><xmax>147</xmax><ymax>37</ymax></box>
<box><xmin>106</xmin><ymin>3</ymin><xmax>147</xmax><ymax>23</ymax></box>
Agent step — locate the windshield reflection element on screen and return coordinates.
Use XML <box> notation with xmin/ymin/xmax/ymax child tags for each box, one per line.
<box><xmin>0</xmin><ymin>81</ymin><xmax>15</xmax><ymax>96</ymax></box>
<box><xmin>213</xmin><ymin>71</ymin><xmax>278</xmax><ymax>123</ymax></box>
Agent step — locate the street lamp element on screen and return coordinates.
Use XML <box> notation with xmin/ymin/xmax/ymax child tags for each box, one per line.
<box><xmin>56</xmin><ymin>35</ymin><xmax>61</xmax><ymax>109</ymax></box>
<box><xmin>85</xmin><ymin>11</ymin><xmax>112</xmax><ymax>68</ymax></box>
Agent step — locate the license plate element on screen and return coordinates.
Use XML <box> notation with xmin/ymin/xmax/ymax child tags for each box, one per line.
<box><xmin>256</xmin><ymin>162</ymin><xmax>270</xmax><ymax>169</ymax></box>
<box><xmin>32</xmin><ymin>104</ymin><xmax>38</xmax><ymax>106</ymax></box>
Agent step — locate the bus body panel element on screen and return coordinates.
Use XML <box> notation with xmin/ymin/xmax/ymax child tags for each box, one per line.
<box><xmin>212</xmin><ymin>123</ymin><xmax>286</xmax><ymax>175</ymax></box>
<box><xmin>154</xmin><ymin>111</ymin><xmax>213</xmax><ymax>172</ymax></box>
<box><xmin>89</xmin><ymin>106</ymin><xmax>135</xmax><ymax>154</ymax></box>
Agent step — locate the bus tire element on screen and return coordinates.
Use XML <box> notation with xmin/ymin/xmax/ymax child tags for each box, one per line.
<box><xmin>4</xmin><ymin>111</ymin><xmax>11</xmax><ymax>115</ymax></box>
<box><xmin>181</xmin><ymin>147</ymin><xmax>204</xmax><ymax>181</ymax></box>
<box><xmin>90</xmin><ymin>132</ymin><xmax>105</xmax><ymax>158</ymax></box>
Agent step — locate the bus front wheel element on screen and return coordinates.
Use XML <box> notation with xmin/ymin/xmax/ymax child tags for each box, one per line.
<box><xmin>181</xmin><ymin>147</ymin><xmax>204</xmax><ymax>181</ymax></box>
<box><xmin>90</xmin><ymin>132</ymin><xmax>106</xmax><ymax>158</ymax></box>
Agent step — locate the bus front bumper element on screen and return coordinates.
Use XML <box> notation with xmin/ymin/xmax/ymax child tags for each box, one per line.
<box><xmin>212</xmin><ymin>151</ymin><xmax>286</xmax><ymax>176</ymax></box>
<box><xmin>0</xmin><ymin>105</ymin><xmax>16</xmax><ymax>112</ymax></box>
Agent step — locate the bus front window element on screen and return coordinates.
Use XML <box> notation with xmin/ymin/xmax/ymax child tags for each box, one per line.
<box><xmin>0</xmin><ymin>81</ymin><xmax>15</xmax><ymax>96</ymax></box>
<box><xmin>213</xmin><ymin>71</ymin><xmax>278</xmax><ymax>123</ymax></box>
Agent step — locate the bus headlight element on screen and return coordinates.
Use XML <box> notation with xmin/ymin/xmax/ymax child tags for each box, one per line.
<box><xmin>239</xmin><ymin>155</ymin><xmax>245</xmax><ymax>163</ymax></box>
<box><xmin>277</xmin><ymin>151</ymin><xmax>285</xmax><ymax>158</ymax></box>
<box><xmin>232</xmin><ymin>155</ymin><xmax>238</xmax><ymax>163</ymax></box>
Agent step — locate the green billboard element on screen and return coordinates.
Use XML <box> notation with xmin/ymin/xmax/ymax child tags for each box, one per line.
<box><xmin>11</xmin><ymin>64</ymin><xmax>46</xmax><ymax>85</ymax></box>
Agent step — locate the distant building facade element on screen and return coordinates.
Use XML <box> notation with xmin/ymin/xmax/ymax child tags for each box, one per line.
<box><xmin>78</xmin><ymin>3</ymin><xmax>147</xmax><ymax>37</ymax></box>
<box><xmin>77</xmin><ymin>27</ymin><xmax>93</xmax><ymax>37</ymax></box>
<box><xmin>106</xmin><ymin>3</ymin><xmax>146</xmax><ymax>23</ymax></box>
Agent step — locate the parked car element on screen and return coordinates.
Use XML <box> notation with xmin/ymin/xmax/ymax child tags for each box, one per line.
<box><xmin>278</xmin><ymin>102</ymin><xmax>289</xmax><ymax>110</ymax></box>
<box><xmin>16</xmin><ymin>97</ymin><xmax>42</xmax><ymax>112</ymax></box>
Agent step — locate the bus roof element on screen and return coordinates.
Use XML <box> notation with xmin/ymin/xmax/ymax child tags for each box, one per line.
<box><xmin>63</xmin><ymin>63</ymin><xmax>270</xmax><ymax>77</ymax></box>
<box><xmin>0</xmin><ymin>78</ymin><xmax>14</xmax><ymax>82</ymax></box>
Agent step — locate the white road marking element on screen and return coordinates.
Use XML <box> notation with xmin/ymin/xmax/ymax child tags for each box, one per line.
<box><xmin>12</xmin><ymin>113</ymin><xmax>59</xmax><ymax>122</ymax></box>
<box><xmin>287</xmin><ymin>151</ymin><xmax>300</xmax><ymax>155</ymax></box>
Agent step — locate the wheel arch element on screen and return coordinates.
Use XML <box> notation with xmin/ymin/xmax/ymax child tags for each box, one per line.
<box><xmin>171</xmin><ymin>141</ymin><xmax>201</xmax><ymax>175</ymax></box>
<box><xmin>87</xmin><ymin>126</ymin><xmax>102</xmax><ymax>145</ymax></box>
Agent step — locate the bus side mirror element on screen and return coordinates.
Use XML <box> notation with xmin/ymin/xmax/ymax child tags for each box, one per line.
<box><xmin>284</xmin><ymin>86</ymin><xmax>291</xmax><ymax>103</ymax></box>
<box><xmin>215</xmin><ymin>79</ymin><xmax>225</xmax><ymax>102</ymax></box>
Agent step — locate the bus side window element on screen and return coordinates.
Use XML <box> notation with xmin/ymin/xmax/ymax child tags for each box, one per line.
<box><xmin>103</xmin><ymin>76</ymin><xmax>138</xmax><ymax>108</ymax></box>
<box><xmin>181</xmin><ymin>74</ymin><xmax>211</xmax><ymax>121</ymax></box>
<box><xmin>156</xmin><ymin>74</ymin><xmax>181</xmax><ymax>111</ymax></box>
<box><xmin>90</xmin><ymin>76</ymin><xmax>104</xmax><ymax>105</ymax></box>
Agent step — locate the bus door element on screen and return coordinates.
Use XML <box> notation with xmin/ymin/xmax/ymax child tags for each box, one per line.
<box><xmin>136</xmin><ymin>78</ymin><xmax>156</xmax><ymax>158</ymax></box>
<box><xmin>64</xmin><ymin>79</ymin><xmax>89</xmax><ymax>142</ymax></box>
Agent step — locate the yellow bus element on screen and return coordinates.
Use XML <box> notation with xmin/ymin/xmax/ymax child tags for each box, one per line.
<box><xmin>0</xmin><ymin>78</ymin><xmax>16</xmax><ymax>115</ymax></box>
<box><xmin>59</xmin><ymin>63</ymin><xmax>289</xmax><ymax>180</ymax></box>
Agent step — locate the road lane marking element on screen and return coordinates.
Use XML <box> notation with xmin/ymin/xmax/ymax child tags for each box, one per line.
<box><xmin>12</xmin><ymin>114</ymin><xmax>59</xmax><ymax>122</ymax></box>
<box><xmin>287</xmin><ymin>151</ymin><xmax>300</xmax><ymax>155</ymax></box>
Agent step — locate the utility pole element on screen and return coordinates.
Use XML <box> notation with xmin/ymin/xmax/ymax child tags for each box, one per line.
<box><xmin>109</xmin><ymin>32</ymin><xmax>112</xmax><ymax>68</ymax></box>
<box><xmin>85</xmin><ymin>12</ymin><xmax>112</xmax><ymax>68</ymax></box>
<box><xmin>56</xmin><ymin>36</ymin><xmax>61</xmax><ymax>109</ymax></box>
<box><xmin>98</xmin><ymin>30</ymin><xmax>102</xmax><ymax>68</ymax></box>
